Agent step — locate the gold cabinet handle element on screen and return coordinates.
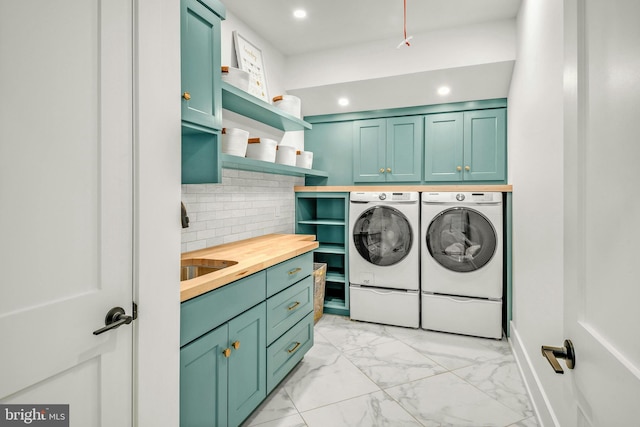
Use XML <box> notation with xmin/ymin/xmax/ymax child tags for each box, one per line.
<box><xmin>287</xmin><ymin>342</ymin><xmax>301</xmax><ymax>354</ymax></box>
<box><xmin>287</xmin><ymin>301</ymin><xmax>300</xmax><ymax>311</ymax></box>
<box><xmin>288</xmin><ymin>267</ymin><xmax>302</xmax><ymax>276</ymax></box>
<box><xmin>386</xmin><ymin>168</ymin><xmax>391</xmax><ymax>173</ymax></box>
<box><xmin>232</xmin><ymin>341</ymin><xmax>240</xmax><ymax>350</ymax></box>
<box><xmin>182</xmin><ymin>91</ymin><xmax>191</xmax><ymax>101</ymax></box>
<box><xmin>379</xmin><ymin>168</ymin><xmax>385</xmax><ymax>173</ymax></box>
<box><xmin>223</xmin><ymin>348</ymin><xmax>231</xmax><ymax>358</ymax></box>
<box><xmin>465</xmin><ymin>165</ymin><xmax>471</xmax><ymax>171</ymax></box>
<box><xmin>456</xmin><ymin>166</ymin><xmax>462</xmax><ymax>171</ymax></box>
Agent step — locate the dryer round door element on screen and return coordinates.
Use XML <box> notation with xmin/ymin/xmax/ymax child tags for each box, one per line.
<box><xmin>352</xmin><ymin>205</ymin><xmax>413</xmax><ymax>266</ymax></box>
<box><xmin>426</xmin><ymin>207</ymin><xmax>497</xmax><ymax>272</ymax></box>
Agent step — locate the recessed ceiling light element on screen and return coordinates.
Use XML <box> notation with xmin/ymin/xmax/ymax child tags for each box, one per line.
<box><xmin>437</xmin><ymin>86</ymin><xmax>451</xmax><ymax>96</ymax></box>
<box><xmin>293</xmin><ymin>9</ymin><xmax>307</xmax><ymax>19</ymax></box>
<box><xmin>338</xmin><ymin>98</ymin><xmax>349</xmax><ymax>106</ymax></box>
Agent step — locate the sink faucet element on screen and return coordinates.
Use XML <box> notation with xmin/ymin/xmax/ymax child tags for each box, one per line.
<box><xmin>181</xmin><ymin>202</ymin><xmax>190</xmax><ymax>228</ymax></box>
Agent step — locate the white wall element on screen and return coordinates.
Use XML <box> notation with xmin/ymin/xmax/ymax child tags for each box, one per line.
<box><xmin>135</xmin><ymin>0</ymin><xmax>181</xmax><ymax>424</ymax></box>
<box><xmin>285</xmin><ymin>19</ymin><xmax>516</xmax><ymax>90</ymax></box>
<box><xmin>220</xmin><ymin>11</ymin><xmax>304</xmax><ymax>150</ymax></box>
<box><xmin>221</xmin><ymin>11</ymin><xmax>287</xmax><ymax>100</ymax></box>
<box><xmin>507</xmin><ymin>0</ymin><xmax>565</xmax><ymax>425</ymax></box>
<box><xmin>182</xmin><ymin>170</ymin><xmax>303</xmax><ymax>252</ymax></box>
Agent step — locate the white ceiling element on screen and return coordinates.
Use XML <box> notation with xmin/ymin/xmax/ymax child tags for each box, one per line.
<box><xmin>224</xmin><ymin>0</ymin><xmax>521</xmax><ymax>56</ymax></box>
<box><xmin>225</xmin><ymin>0</ymin><xmax>522</xmax><ymax>116</ymax></box>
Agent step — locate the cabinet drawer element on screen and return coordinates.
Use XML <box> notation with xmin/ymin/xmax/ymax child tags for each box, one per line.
<box><xmin>181</xmin><ymin>271</ymin><xmax>266</xmax><ymax>347</ymax></box>
<box><xmin>266</xmin><ymin>276</ymin><xmax>313</xmax><ymax>345</ymax></box>
<box><xmin>266</xmin><ymin>252</ymin><xmax>313</xmax><ymax>297</ymax></box>
<box><xmin>266</xmin><ymin>311</ymin><xmax>314</xmax><ymax>393</ymax></box>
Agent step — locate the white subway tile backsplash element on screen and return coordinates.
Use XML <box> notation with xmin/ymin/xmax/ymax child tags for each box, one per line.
<box><xmin>181</xmin><ymin>169</ymin><xmax>303</xmax><ymax>253</ymax></box>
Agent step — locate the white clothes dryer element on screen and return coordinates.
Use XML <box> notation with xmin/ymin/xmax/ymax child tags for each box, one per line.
<box><xmin>420</xmin><ymin>191</ymin><xmax>503</xmax><ymax>338</ymax></box>
<box><xmin>349</xmin><ymin>191</ymin><xmax>419</xmax><ymax>328</ymax></box>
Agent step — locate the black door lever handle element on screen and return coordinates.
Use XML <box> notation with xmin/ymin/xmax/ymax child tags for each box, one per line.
<box><xmin>541</xmin><ymin>339</ymin><xmax>575</xmax><ymax>374</ymax></box>
<box><xmin>93</xmin><ymin>306</ymin><xmax>134</xmax><ymax>335</ymax></box>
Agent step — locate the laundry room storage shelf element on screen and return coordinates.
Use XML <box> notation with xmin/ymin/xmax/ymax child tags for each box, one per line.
<box><xmin>295</xmin><ymin>192</ymin><xmax>349</xmax><ymax>316</ymax></box>
<box><xmin>220</xmin><ymin>154</ymin><xmax>328</xmax><ymax>179</ymax></box>
<box><xmin>221</xmin><ymin>82</ymin><xmax>311</xmax><ymax>131</ymax></box>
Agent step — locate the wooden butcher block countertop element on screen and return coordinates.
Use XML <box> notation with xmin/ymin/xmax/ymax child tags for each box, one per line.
<box><xmin>180</xmin><ymin>234</ymin><xmax>319</xmax><ymax>302</ymax></box>
<box><xmin>295</xmin><ymin>185</ymin><xmax>512</xmax><ymax>192</ymax></box>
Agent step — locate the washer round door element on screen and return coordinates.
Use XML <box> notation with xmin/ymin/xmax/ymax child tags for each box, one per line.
<box><xmin>426</xmin><ymin>207</ymin><xmax>497</xmax><ymax>272</ymax></box>
<box><xmin>352</xmin><ymin>205</ymin><xmax>413</xmax><ymax>266</ymax></box>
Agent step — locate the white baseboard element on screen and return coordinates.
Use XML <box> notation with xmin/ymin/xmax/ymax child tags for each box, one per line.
<box><xmin>508</xmin><ymin>321</ymin><xmax>560</xmax><ymax>427</ymax></box>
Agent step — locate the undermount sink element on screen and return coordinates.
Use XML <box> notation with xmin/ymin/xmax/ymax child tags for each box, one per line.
<box><xmin>180</xmin><ymin>259</ymin><xmax>238</xmax><ymax>281</ymax></box>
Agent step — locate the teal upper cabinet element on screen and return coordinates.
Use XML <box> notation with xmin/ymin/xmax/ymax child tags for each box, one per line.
<box><xmin>353</xmin><ymin>117</ymin><xmax>423</xmax><ymax>183</ymax></box>
<box><xmin>181</xmin><ymin>0</ymin><xmax>225</xmax><ymax>132</ymax></box>
<box><xmin>464</xmin><ymin>109</ymin><xmax>506</xmax><ymax>181</ymax></box>
<box><xmin>424</xmin><ymin>112</ymin><xmax>464</xmax><ymax>181</ymax></box>
<box><xmin>353</xmin><ymin>119</ymin><xmax>385</xmax><ymax>182</ymax></box>
<box><xmin>425</xmin><ymin>108</ymin><xmax>506</xmax><ymax>182</ymax></box>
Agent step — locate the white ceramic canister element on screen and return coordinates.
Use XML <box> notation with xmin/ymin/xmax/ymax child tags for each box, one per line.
<box><xmin>275</xmin><ymin>145</ymin><xmax>297</xmax><ymax>166</ymax></box>
<box><xmin>221</xmin><ymin>127</ymin><xmax>249</xmax><ymax>157</ymax></box>
<box><xmin>272</xmin><ymin>95</ymin><xmax>301</xmax><ymax>118</ymax></box>
<box><xmin>295</xmin><ymin>150</ymin><xmax>313</xmax><ymax>169</ymax></box>
<box><xmin>246</xmin><ymin>138</ymin><xmax>278</xmax><ymax>162</ymax></box>
<box><xmin>221</xmin><ymin>66</ymin><xmax>250</xmax><ymax>92</ymax></box>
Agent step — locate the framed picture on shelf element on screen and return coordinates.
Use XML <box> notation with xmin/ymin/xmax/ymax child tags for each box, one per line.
<box><xmin>233</xmin><ymin>31</ymin><xmax>269</xmax><ymax>102</ymax></box>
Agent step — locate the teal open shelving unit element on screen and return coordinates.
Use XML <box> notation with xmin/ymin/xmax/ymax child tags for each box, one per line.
<box><xmin>295</xmin><ymin>192</ymin><xmax>349</xmax><ymax>316</ymax></box>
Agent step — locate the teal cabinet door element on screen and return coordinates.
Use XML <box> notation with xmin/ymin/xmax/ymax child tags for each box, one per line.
<box><xmin>228</xmin><ymin>302</ymin><xmax>267</xmax><ymax>427</ymax></box>
<box><xmin>463</xmin><ymin>109</ymin><xmax>506</xmax><ymax>181</ymax></box>
<box><xmin>353</xmin><ymin>117</ymin><xmax>423</xmax><ymax>183</ymax></box>
<box><xmin>304</xmin><ymin>122</ymin><xmax>354</xmax><ymax>185</ymax></box>
<box><xmin>353</xmin><ymin>119</ymin><xmax>386</xmax><ymax>182</ymax></box>
<box><xmin>424</xmin><ymin>112</ymin><xmax>464</xmax><ymax>182</ymax></box>
<box><xmin>180</xmin><ymin>324</ymin><xmax>228</xmax><ymax>427</ymax></box>
<box><xmin>386</xmin><ymin>116</ymin><xmax>423</xmax><ymax>182</ymax></box>
<box><xmin>424</xmin><ymin>109</ymin><xmax>506</xmax><ymax>182</ymax></box>
<box><xmin>181</xmin><ymin>0</ymin><xmax>223</xmax><ymax>131</ymax></box>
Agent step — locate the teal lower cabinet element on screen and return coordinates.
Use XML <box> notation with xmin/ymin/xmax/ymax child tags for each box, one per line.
<box><xmin>267</xmin><ymin>311</ymin><xmax>314</xmax><ymax>393</ymax></box>
<box><xmin>180</xmin><ymin>253</ymin><xmax>314</xmax><ymax>426</ymax></box>
<box><xmin>227</xmin><ymin>304</ymin><xmax>267</xmax><ymax>426</ymax></box>
<box><xmin>180</xmin><ymin>323</ymin><xmax>229</xmax><ymax>427</ymax></box>
<box><xmin>180</xmin><ymin>301</ymin><xmax>266</xmax><ymax>427</ymax></box>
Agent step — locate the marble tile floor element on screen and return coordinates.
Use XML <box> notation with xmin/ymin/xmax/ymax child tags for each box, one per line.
<box><xmin>243</xmin><ymin>314</ymin><xmax>539</xmax><ymax>427</ymax></box>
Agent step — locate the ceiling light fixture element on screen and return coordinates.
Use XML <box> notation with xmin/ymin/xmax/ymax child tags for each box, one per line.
<box><xmin>338</xmin><ymin>98</ymin><xmax>349</xmax><ymax>106</ymax></box>
<box><xmin>437</xmin><ymin>86</ymin><xmax>451</xmax><ymax>96</ymax></box>
<box><xmin>293</xmin><ymin>9</ymin><xmax>307</xmax><ymax>19</ymax></box>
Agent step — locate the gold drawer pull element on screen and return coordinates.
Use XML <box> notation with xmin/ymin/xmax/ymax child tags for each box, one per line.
<box><xmin>182</xmin><ymin>91</ymin><xmax>191</xmax><ymax>100</ymax></box>
<box><xmin>288</xmin><ymin>267</ymin><xmax>302</xmax><ymax>276</ymax></box>
<box><xmin>223</xmin><ymin>348</ymin><xmax>231</xmax><ymax>358</ymax></box>
<box><xmin>287</xmin><ymin>301</ymin><xmax>300</xmax><ymax>311</ymax></box>
<box><xmin>287</xmin><ymin>342</ymin><xmax>301</xmax><ymax>354</ymax></box>
<box><xmin>232</xmin><ymin>341</ymin><xmax>240</xmax><ymax>350</ymax></box>
<box><xmin>379</xmin><ymin>168</ymin><xmax>385</xmax><ymax>173</ymax></box>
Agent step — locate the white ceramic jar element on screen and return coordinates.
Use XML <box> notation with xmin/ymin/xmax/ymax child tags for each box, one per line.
<box><xmin>221</xmin><ymin>127</ymin><xmax>249</xmax><ymax>157</ymax></box>
<box><xmin>246</xmin><ymin>138</ymin><xmax>278</xmax><ymax>162</ymax></box>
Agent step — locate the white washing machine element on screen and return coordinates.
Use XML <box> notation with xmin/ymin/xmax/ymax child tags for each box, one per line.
<box><xmin>421</xmin><ymin>191</ymin><xmax>503</xmax><ymax>339</ymax></box>
<box><xmin>349</xmin><ymin>192</ymin><xmax>419</xmax><ymax>328</ymax></box>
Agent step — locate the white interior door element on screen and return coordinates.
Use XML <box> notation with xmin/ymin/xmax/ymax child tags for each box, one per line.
<box><xmin>0</xmin><ymin>0</ymin><xmax>134</xmax><ymax>425</ymax></box>
<box><xmin>562</xmin><ymin>0</ymin><xmax>640</xmax><ymax>425</ymax></box>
